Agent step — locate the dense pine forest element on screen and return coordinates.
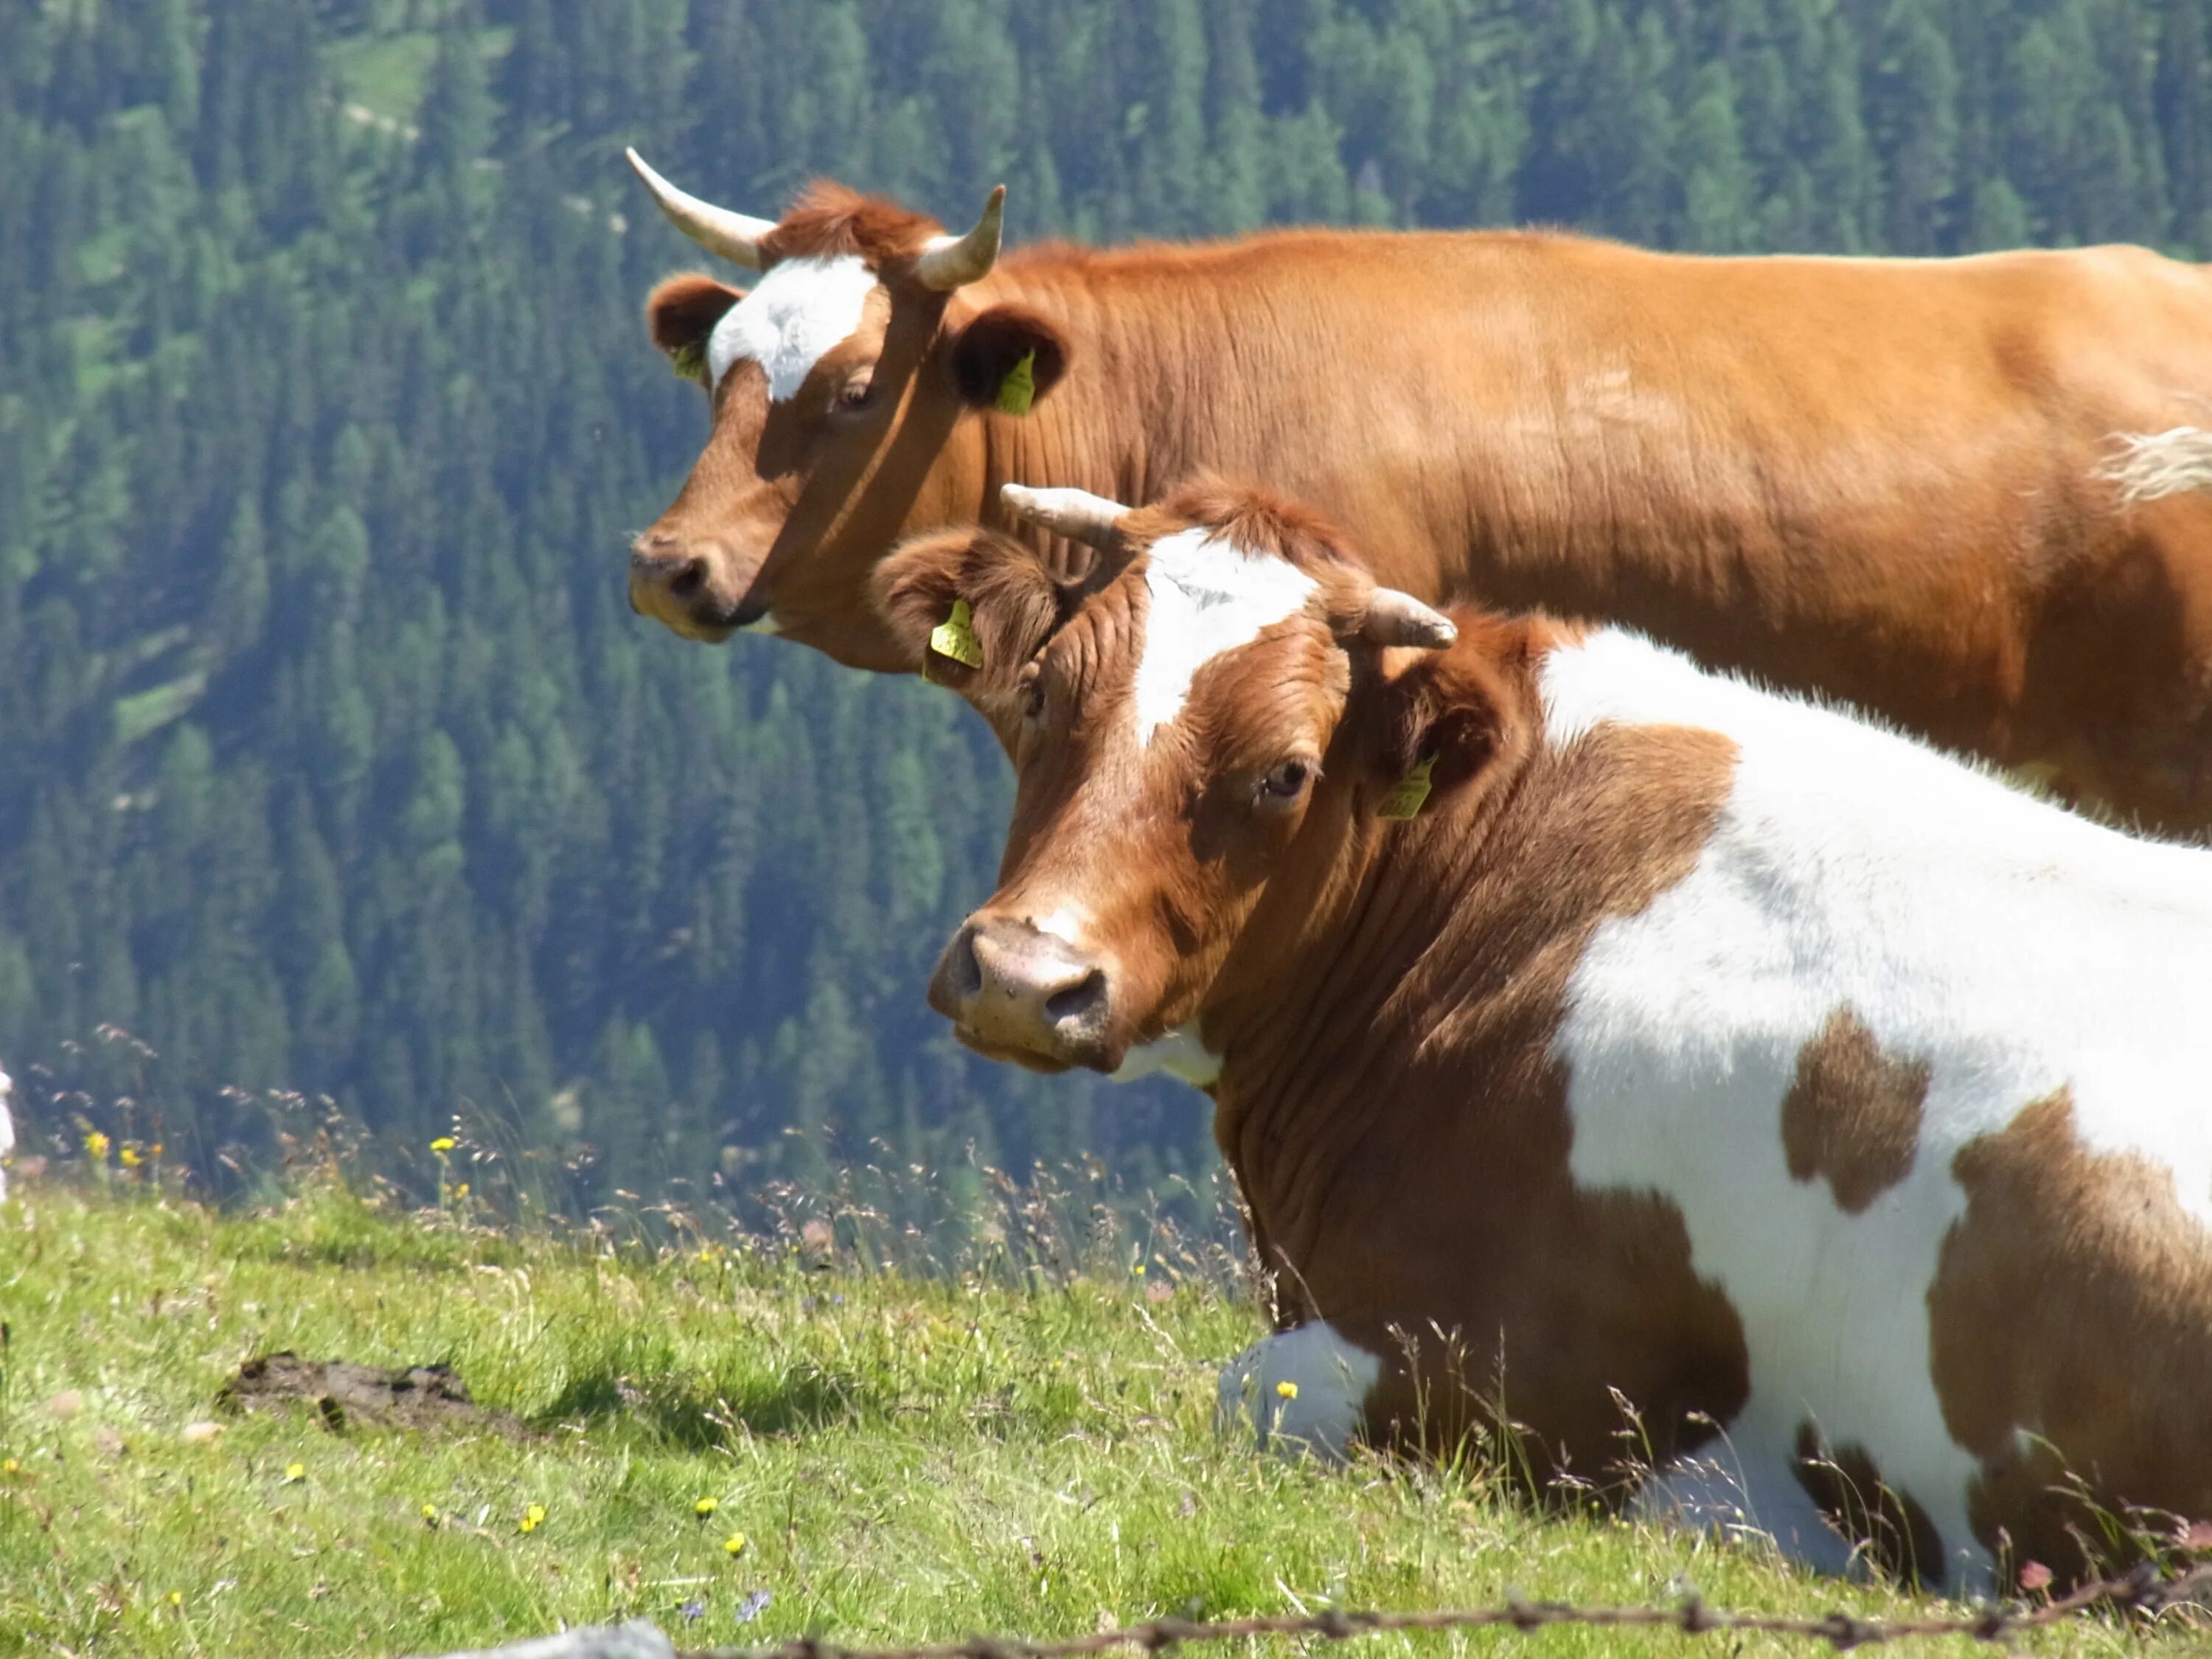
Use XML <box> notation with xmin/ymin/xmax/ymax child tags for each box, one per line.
<box><xmin>4</xmin><ymin>0</ymin><xmax>2208</xmax><ymax>1211</ymax></box>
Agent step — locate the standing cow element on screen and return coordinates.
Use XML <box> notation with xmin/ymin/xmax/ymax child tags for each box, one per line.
<box><xmin>625</xmin><ymin>157</ymin><xmax>2212</xmax><ymax>832</ymax></box>
<box><xmin>881</xmin><ymin>477</ymin><xmax>2212</xmax><ymax>1590</ymax></box>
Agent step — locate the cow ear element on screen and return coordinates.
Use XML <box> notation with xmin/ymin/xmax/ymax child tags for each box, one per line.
<box><xmin>872</xmin><ymin>528</ymin><xmax>1064</xmax><ymax>706</ymax></box>
<box><xmin>946</xmin><ymin>305</ymin><xmax>1070</xmax><ymax>414</ymax></box>
<box><xmin>646</xmin><ymin>273</ymin><xmax>743</xmax><ymax>386</ymax></box>
<box><xmin>1368</xmin><ymin>636</ymin><xmax>1514</xmax><ymax>821</ymax></box>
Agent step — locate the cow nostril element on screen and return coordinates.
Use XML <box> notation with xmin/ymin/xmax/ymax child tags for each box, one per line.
<box><xmin>1046</xmin><ymin>969</ymin><xmax>1107</xmax><ymax>1026</ymax></box>
<box><xmin>667</xmin><ymin>558</ymin><xmax>707</xmax><ymax>601</ymax></box>
<box><xmin>949</xmin><ymin>931</ymin><xmax>984</xmax><ymax>1001</ymax></box>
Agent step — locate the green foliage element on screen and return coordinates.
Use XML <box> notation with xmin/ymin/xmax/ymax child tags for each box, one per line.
<box><xmin>3</xmin><ymin>0</ymin><xmax>2211</xmax><ymax>1211</ymax></box>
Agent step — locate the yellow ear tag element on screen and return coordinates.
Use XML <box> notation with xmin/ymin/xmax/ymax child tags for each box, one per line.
<box><xmin>994</xmin><ymin>350</ymin><xmax>1037</xmax><ymax>417</ymax></box>
<box><xmin>669</xmin><ymin>339</ymin><xmax>709</xmax><ymax>384</ymax></box>
<box><xmin>1375</xmin><ymin>754</ymin><xmax>1436</xmax><ymax>821</ymax></box>
<box><xmin>926</xmin><ymin>597</ymin><xmax>986</xmax><ymax>680</ymax></box>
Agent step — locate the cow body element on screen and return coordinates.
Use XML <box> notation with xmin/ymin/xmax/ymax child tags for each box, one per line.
<box><xmin>634</xmin><ymin>168</ymin><xmax>2212</xmax><ymax>830</ymax></box>
<box><xmin>1211</xmin><ymin>625</ymin><xmax>2212</xmax><ymax>1589</ymax></box>
<box><xmin>891</xmin><ymin>484</ymin><xmax>2212</xmax><ymax>1589</ymax></box>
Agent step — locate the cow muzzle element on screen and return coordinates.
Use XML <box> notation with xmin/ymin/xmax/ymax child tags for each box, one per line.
<box><xmin>929</xmin><ymin>916</ymin><xmax>1117</xmax><ymax>1072</ymax></box>
<box><xmin>628</xmin><ymin>530</ymin><xmax>776</xmax><ymax>641</ymax></box>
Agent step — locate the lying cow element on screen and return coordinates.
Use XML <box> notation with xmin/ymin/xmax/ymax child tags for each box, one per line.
<box><xmin>626</xmin><ymin>156</ymin><xmax>2212</xmax><ymax>832</ymax></box>
<box><xmin>877</xmin><ymin>477</ymin><xmax>2212</xmax><ymax>1590</ymax></box>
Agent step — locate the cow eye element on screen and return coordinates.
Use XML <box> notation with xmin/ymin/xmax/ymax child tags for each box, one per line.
<box><xmin>837</xmin><ymin>375</ymin><xmax>875</xmax><ymax>412</ymax></box>
<box><xmin>1018</xmin><ymin>669</ymin><xmax>1046</xmax><ymax>721</ymax></box>
<box><xmin>1260</xmin><ymin>757</ymin><xmax>1314</xmax><ymax>801</ymax></box>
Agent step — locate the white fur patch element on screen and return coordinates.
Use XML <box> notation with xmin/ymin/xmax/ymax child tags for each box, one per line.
<box><xmin>1215</xmin><ymin>1321</ymin><xmax>1381</xmax><ymax>1461</ymax></box>
<box><xmin>1110</xmin><ymin>1021</ymin><xmax>1222</xmax><ymax>1088</ymax></box>
<box><xmin>1133</xmin><ymin>530</ymin><xmax>1318</xmax><ymax>748</ymax></box>
<box><xmin>2102</xmin><ymin>426</ymin><xmax>2212</xmax><ymax>506</ymax></box>
<box><xmin>1541</xmin><ymin>626</ymin><xmax>2212</xmax><ymax>1592</ymax></box>
<box><xmin>1032</xmin><ymin>907</ymin><xmax>1089</xmax><ymax>947</ymax></box>
<box><xmin>706</xmin><ymin>254</ymin><xmax>880</xmax><ymax>401</ymax></box>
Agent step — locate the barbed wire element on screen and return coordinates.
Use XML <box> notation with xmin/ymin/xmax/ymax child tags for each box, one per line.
<box><xmin>672</xmin><ymin>1559</ymin><xmax>2212</xmax><ymax>1659</ymax></box>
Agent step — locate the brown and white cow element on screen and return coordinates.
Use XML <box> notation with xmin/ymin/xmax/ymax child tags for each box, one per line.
<box><xmin>880</xmin><ymin>478</ymin><xmax>2212</xmax><ymax>1590</ymax></box>
<box><xmin>627</xmin><ymin>156</ymin><xmax>2212</xmax><ymax>832</ymax></box>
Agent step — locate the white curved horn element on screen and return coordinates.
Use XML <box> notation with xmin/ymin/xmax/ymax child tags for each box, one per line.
<box><xmin>914</xmin><ymin>186</ymin><xmax>1006</xmax><ymax>291</ymax></box>
<box><xmin>626</xmin><ymin>148</ymin><xmax>776</xmax><ymax>270</ymax></box>
<box><xmin>1001</xmin><ymin>483</ymin><xmax>1132</xmax><ymax>551</ymax></box>
<box><xmin>1361</xmin><ymin>588</ymin><xmax>1458</xmax><ymax>650</ymax></box>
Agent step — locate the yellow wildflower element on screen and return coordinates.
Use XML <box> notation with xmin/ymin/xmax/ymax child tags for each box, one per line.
<box><xmin>284</xmin><ymin>1461</ymin><xmax>306</xmax><ymax>1482</ymax></box>
<box><xmin>166</xmin><ymin>1590</ymin><xmax>183</xmax><ymax>1608</ymax></box>
<box><xmin>453</xmin><ymin>1183</ymin><xmax>470</xmax><ymax>1197</ymax></box>
<box><xmin>421</xmin><ymin>1503</ymin><xmax>439</xmax><ymax>1525</ymax></box>
<box><xmin>519</xmin><ymin>1502</ymin><xmax>547</xmax><ymax>1534</ymax></box>
<box><xmin>84</xmin><ymin>1130</ymin><xmax>111</xmax><ymax>1161</ymax></box>
<box><xmin>1275</xmin><ymin>1381</ymin><xmax>1299</xmax><ymax>1400</ymax></box>
<box><xmin>694</xmin><ymin>1495</ymin><xmax>719</xmax><ymax>1517</ymax></box>
<box><xmin>1</xmin><ymin>1458</ymin><xmax>18</xmax><ymax>1475</ymax></box>
<box><xmin>723</xmin><ymin>1531</ymin><xmax>748</xmax><ymax>1557</ymax></box>
<box><xmin>430</xmin><ymin>1136</ymin><xmax>457</xmax><ymax>1154</ymax></box>
<box><xmin>119</xmin><ymin>1145</ymin><xmax>142</xmax><ymax>1168</ymax></box>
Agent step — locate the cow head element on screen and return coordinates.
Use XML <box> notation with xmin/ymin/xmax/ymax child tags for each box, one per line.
<box><xmin>628</xmin><ymin>153</ymin><xmax>1069</xmax><ymax>668</ymax></box>
<box><xmin>877</xmin><ymin>479</ymin><xmax>1472</xmax><ymax>1075</ymax></box>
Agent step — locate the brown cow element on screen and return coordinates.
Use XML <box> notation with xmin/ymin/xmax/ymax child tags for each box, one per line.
<box><xmin>626</xmin><ymin>156</ymin><xmax>2212</xmax><ymax>832</ymax></box>
<box><xmin>882</xmin><ymin>478</ymin><xmax>2212</xmax><ymax>1590</ymax></box>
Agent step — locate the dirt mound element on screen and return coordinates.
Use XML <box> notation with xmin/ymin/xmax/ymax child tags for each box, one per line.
<box><xmin>218</xmin><ymin>1352</ymin><xmax>529</xmax><ymax>1438</ymax></box>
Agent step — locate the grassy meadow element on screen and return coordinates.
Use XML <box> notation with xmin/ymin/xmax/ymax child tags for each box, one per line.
<box><xmin>0</xmin><ymin>1171</ymin><xmax>2191</xmax><ymax>1658</ymax></box>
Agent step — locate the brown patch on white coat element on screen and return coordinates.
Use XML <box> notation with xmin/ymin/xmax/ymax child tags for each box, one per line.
<box><xmin>1929</xmin><ymin>1090</ymin><xmax>2212</xmax><ymax>1583</ymax></box>
<box><xmin>1781</xmin><ymin>1008</ymin><xmax>1929</xmax><ymax>1214</ymax></box>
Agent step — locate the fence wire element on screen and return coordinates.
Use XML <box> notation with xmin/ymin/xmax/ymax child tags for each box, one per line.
<box><xmin>667</xmin><ymin>1559</ymin><xmax>2212</xmax><ymax>1659</ymax></box>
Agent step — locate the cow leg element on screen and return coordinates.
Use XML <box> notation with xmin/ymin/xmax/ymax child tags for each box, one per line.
<box><xmin>1631</xmin><ymin>1439</ymin><xmax>1861</xmax><ymax>1579</ymax></box>
<box><xmin>1214</xmin><ymin>1321</ymin><xmax>1383</xmax><ymax>1461</ymax></box>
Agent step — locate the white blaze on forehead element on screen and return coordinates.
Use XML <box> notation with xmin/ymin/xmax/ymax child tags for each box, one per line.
<box><xmin>706</xmin><ymin>254</ymin><xmax>880</xmax><ymax>400</ymax></box>
<box><xmin>1133</xmin><ymin>529</ymin><xmax>1320</xmax><ymax>748</ymax></box>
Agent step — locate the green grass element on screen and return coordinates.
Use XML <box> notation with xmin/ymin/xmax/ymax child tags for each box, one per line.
<box><xmin>0</xmin><ymin>1178</ymin><xmax>2176</xmax><ymax>1657</ymax></box>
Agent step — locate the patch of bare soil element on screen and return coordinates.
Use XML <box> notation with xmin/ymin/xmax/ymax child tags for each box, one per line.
<box><xmin>218</xmin><ymin>1352</ymin><xmax>530</xmax><ymax>1439</ymax></box>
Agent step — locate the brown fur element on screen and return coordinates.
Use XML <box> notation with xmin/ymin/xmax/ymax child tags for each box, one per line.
<box><xmin>1780</xmin><ymin>1008</ymin><xmax>1930</xmax><ymax>1214</ymax></box>
<box><xmin>1226</xmin><ymin>717</ymin><xmax>1753</xmax><ymax>1487</ymax></box>
<box><xmin>635</xmin><ymin>192</ymin><xmax>2212</xmax><ymax>834</ymax></box>
<box><xmin>759</xmin><ymin>180</ymin><xmax>945</xmax><ymax>265</ymax></box>
<box><xmin>1928</xmin><ymin>1091</ymin><xmax>2212</xmax><ymax>1579</ymax></box>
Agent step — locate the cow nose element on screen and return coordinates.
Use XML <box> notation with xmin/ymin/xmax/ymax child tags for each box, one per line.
<box><xmin>630</xmin><ymin>532</ymin><xmax>710</xmax><ymax>602</ymax></box>
<box><xmin>931</xmin><ymin>917</ymin><xmax>1113</xmax><ymax>1066</ymax></box>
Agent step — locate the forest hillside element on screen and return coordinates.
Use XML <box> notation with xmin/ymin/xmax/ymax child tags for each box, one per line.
<box><xmin>4</xmin><ymin>0</ymin><xmax>2206</xmax><ymax>1209</ymax></box>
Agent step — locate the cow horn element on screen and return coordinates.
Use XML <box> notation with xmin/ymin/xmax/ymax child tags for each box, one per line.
<box><xmin>1361</xmin><ymin>589</ymin><xmax>1458</xmax><ymax>650</ymax></box>
<box><xmin>626</xmin><ymin>148</ymin><xmax>776</xmax><ymax>271</ymax></box>
<box><xmin>914</xmin><ymin>186</ymin><xmax>1006</xmax><ymax>291</ymax></box>
<box><xmin>1001</xmin><ymin>483</ymin><xmax>1132</xmax><ymax>552</ymax></box>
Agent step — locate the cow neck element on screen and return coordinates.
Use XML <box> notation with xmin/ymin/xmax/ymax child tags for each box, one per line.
<box><xmin>974</xmin><ymin>254</ymin><xmax>1297</xmax><ymax>521</ymax></box>
<box><xmin>1194</xmin><ymin>628</ymin><xmax>1555</xmax><ymax>1266</ymax></box>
